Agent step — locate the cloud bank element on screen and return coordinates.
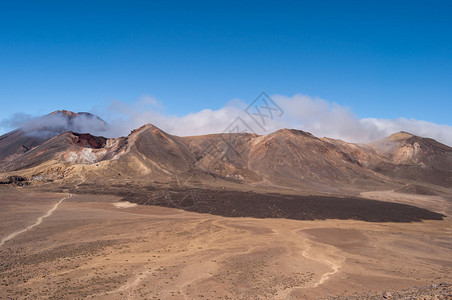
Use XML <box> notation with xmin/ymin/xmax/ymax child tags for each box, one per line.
<box><xmin>99</xmin><ymin>94</ymin><xmax>452</xmax><ymax>146</ymax></box>
<box><xmin>2</xmin><ymin>94</ymin><xmax>452</xmax><ymax>147</ymax></box>
<box><xmin>0</xmin><ymin>111</ymin><xmax>108</xmax><ymax>139</ymax></box>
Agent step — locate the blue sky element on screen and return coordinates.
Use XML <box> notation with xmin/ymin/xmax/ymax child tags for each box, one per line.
<box><xmin>0</xmin><ymin>0</ymin><xmax>451</xmax><ymax>138</ymax></box>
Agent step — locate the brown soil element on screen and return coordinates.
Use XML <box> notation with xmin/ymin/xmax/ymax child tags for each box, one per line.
<box><xmin>0</xmin><ymin>188</ymin><xmax>450</xmax><ymax>299</ymax></box>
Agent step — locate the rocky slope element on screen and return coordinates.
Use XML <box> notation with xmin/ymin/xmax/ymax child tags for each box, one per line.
<box><xmin>1</xmin><ymin>111</ymin><xmax>451</xmax><ymax>195</ymax></box>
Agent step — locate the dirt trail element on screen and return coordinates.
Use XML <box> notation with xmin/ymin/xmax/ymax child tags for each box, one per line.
<box><xmin>311</xmin><ymin>257</ymin><xmax>341</xmax><ymax>288</ymax></box>
<box><xmin>0</xmin><ymin>194</ymin><xmax>72</xmax><ymax>248</ymax></box>
<box><xmin>298</xmin><ymin>236</ymin><xmax>343</xmax><ymax>288</ymax></box>
<box><xmin>100</xmin><ymin>268</ymin><xmax>153</xmax><ymax>299</ymax></box>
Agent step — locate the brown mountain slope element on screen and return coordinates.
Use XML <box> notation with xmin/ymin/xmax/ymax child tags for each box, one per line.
<box><xmin>1</xmin><ymin>112</ymin><xmax>451</xmax><ymax>193</ymax></box>
<box><xmin>180</xmin><ymin>129</ymin><xmax>392</xmax><ymax>189</ymax></box>
<box><xmin>129</xmin><ymin>124</ymin><xmax>196</xmax><ymax>172</ymax></box>
<box><xmin>247</xmin><ymin>129</ymin><xmax>370</xmax><ymax>185</ymax></box>
<box><xmin>367</xmin><ymin>132</ymin><xmax>452</xmax><ymax>187</ymax></box>
<box><xmin>0</xmin><ymin>129</ymin><xmax>48</xmax><ymax>163</ymax></box>
<box><xmin>374</xmin><ymin>131</ymin><xmax>452</xmax><ymax>167</ymax></box>
<box><xmin>1</xmin><ymin>115</ymin><xmax>450</xmax><ymax>222</ymax></box>
<box><xmin>0</xmin><ymin>131</ymin><xmax>120</xmax><ymax>172</ymax></box>
<box><xmin>182</xmin><ymin>132</ymin><xmax>261</xmax><ymax>182</ymax></box>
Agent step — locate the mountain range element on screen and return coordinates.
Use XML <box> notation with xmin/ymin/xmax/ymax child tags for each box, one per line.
<box><xmin>1</xmin><ymin>110</ymin><xmax>451</xmax><ymax>221</ymax></box>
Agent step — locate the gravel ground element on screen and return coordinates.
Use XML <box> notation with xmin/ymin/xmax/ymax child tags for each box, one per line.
<box><xmin>323</xmin><ymin>282</ymin><xmax>451</xmax><ymax>300</ymax></box>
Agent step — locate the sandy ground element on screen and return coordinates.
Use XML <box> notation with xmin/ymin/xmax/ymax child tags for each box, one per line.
<box><xmin>0</xmin><ymin>187</ymin><xmax>451</xmax><ymax>299</ymax></box>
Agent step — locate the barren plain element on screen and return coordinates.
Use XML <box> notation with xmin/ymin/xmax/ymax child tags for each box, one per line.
<box><xmin>1</xmin><ymin>186</ymin><xmax>450</xmax><ymax>299</ymax></box>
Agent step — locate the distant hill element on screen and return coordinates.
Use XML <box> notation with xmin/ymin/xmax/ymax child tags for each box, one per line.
<box><xmin>0</xmin><ymin>110</ymin><xmax>451</xmax><ymax>222</ymax></box>
<box><xmin>1</xmin><ymin>110</ymin><xmax>451</xmax><ymax>191</ymax></box>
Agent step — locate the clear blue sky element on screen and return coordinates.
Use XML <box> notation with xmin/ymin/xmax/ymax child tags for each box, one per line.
<box><xmin>0</xmin><ymin>0</ymin><xmax>451</xmax><ymax>134</ymax></box>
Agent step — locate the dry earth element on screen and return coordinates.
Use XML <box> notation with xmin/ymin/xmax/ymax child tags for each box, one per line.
<box><xmin>0</xmin><ymin>186</ymin><xmax>451</xmax><ymax>299</ymax></box>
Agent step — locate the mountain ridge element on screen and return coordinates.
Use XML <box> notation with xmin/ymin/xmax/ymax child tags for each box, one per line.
<box><xmin>1</xmin><ymin>111</ymin><xmax>451</xmax><ymax>196</ymax></box>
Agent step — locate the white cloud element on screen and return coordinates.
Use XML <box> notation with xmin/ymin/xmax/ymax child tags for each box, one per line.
<box><xmin>362</xmin><ymin>117</ymin><xmax>452</xmax><ymax>145</ymax></box>
<box><xmin>2</xmin><ymin>94</ymin><xmax>452</xmax><ymax>147</ymax></box>
<box><xmin>104</xmin><ymin>93</ymin><xmax>452</xmax><ymax>146</ymax></box>
<box><xmin>102</xmin><ymin>99</ymin><xmax>246</xmax><ymax>137</ymax></box>
<box><xmin>2</xmin><ymin>112</ymin><xmax>108</xmax><ymax>139</ymax></box>
<box><xmin>272</xmin><ymin>94</ymin><xmax>452</xmax><ymax>146</ymax></box>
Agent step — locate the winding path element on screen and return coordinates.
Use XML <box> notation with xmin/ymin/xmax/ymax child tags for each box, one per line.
<box><xmin>301</xmin><ymin>243</ymin><xmax>342</xmax><ymax>288</ymax></box>
<box><xmin>0</xmin><ymin>194</ymin><xmax>72</xmax><ymax>248</ymax></box>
